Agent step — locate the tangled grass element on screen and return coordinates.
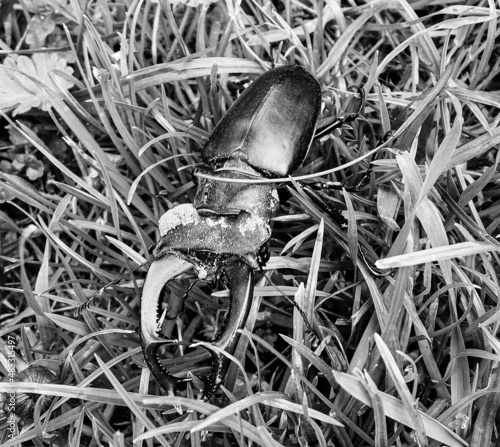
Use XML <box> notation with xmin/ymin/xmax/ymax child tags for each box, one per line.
<box><xmin>1</xmin><ymin>0</ymin><xmax>500</xmax><ymax>445</ymax></box>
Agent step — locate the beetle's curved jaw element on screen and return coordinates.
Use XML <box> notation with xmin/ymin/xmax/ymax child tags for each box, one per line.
<box><xmin>140</xmin><ymin>254</ymin><xmax>255</xmax><ymax>399</ymax></box>
<box><xmin>200</xmin><ymin>261</ymin><xmax>254</xmax><ymax>400</ymax></box>
<box><xmin>140</xmin><ymin>254</ymin><xmax>193</xmax><ymax>396</ymax></box>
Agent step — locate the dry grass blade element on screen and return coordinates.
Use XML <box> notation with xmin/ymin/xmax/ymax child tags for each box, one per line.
<box><xmin>357</xmin><ymin>370</ymin><xmax>388</xmax><ymax>447</ymax></box>
<box><xmin>333</xmin><ymin>371</ymin><xmax>467</xmax><ymax>447</ymax></box>
<box><xmin>374</xmin><ymin>334</ymin><xmax>428</xmax><ymax>446</ymax></box>
<box><xmin>190</xmin><ymin>392</ymin><xmax>341</xmax><ymax>433</ymax></box>
<box><xmin>94</xmin><ymin>355</ymin><xmax>172</xmax><ymax>447</ymax></box>
<box><xmin>281</xmin><ymin>335</ymin><xmax>336</xmax><ymax>385</ymax></box>
<box><xmin>121</xmin><ymin>57</ymin><xmax>264</xmax><ymax>91</ymax></box>
<box><xmin>304</xmin><ymin>219</ymin><xmax>324</xmax><ymax>325</ymax></box>
<box><xmin>469</xmin><ymin>363</ymin><xmax>500</xmax><ymax>446</ymax></box>
<box><xmin>377</xmin><ymin>241</ymin><xmax>497</xmax><ymax>268</ymax></box>
<box><xmin>287</xmin><ymin>283</ymin><xmax>306</xmax><ymax>399</ymax></box>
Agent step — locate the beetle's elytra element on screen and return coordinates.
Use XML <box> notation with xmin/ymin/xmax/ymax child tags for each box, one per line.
<box><xmin>202</xmin><ymin>65</ymin><xmax>322</xmax><ymax>177</ymax></box>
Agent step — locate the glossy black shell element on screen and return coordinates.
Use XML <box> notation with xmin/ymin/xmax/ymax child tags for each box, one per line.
<box><xmin>202</xmin><ymin>65</ymin><xmax>322</xmax><ymax>177</ymax></box>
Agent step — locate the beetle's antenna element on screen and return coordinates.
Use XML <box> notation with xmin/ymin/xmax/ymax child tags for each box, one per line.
<box><xmin>75</xmin><ymin>259</ymin><xmax>154</xmax><ymax>316</ymax></box>
<box><xmin>163</xmin><ymin>279</ymin><xmax>199</xmax><ymax>320</ymax></box>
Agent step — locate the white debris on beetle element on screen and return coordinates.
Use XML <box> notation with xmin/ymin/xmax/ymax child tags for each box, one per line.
<box><xmin>159</xmin><ymin>204</ymin><xmax>198</xmax><ymax>236</ymax></box>
<box><xmin>206</xmin><ymin>217</ymin><xmax>229</xmax><ymax>228</ymax></box>
<box><xmin>238</xmin><ymin>215</ymin><xmax>267</xmax><ymax>235</ymax></box>
<box><xmin>197</xmin><ymin>266</ymin><xmax>208</xmax><ymax>280</ymax></box>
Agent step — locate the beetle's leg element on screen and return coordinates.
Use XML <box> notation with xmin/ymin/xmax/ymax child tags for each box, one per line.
<box><xmin>299</xmin><ymin>183</ymin><xmax>348</xmax><ymax>229</ymax></box>
<box><xmin>200</xmin><ymin>260</ymin><xmax>254</xmax><ymax>400</ymax></box>
<box><xmin>163</xmin><ymin>279</ymin><xmax>198</xmax><ymax>321</ymax></box>
<box><xmin>308</xmin><ymin>180</ymin><xmax>358</xmax><ymax>193</ymax></box>
<box><xmin>343</xmin><ymin>130</ymin><xmax>392</xmax><ymax>191</ymax></box>
<box><xmin>141</xmin><ymin>254</ymin><xmax>194</xmax><ymax>395</ymax></box>
<box><xmin>314</xmin><ymin>87</ymin><xmax>365</xmax><ymax>141</ymax></box>
<box><xmin>262</xmin><ymin>272</ymin><xmax>315</xmax><ymax>335</ymax></box>
<box><xmin>308</xmin><ymin>169</ymin><xmax>372</xmax><ymax>193</ymax></box>
<box><xmin>349</xmin><ymin>130</ymin><xmax>393</xmax><ymax>190</ymax></box>
<box><xmin>257</xmin><ymin>243</ymin><xmax>270</xmax><ymax>269</ymax></box>
<box><xmin>309</xmin><ymin>133</ymin><xmax>388</xmax><ymax>195</ymax></box>
<box><xmin>298</xmin><ymin>185</ymin><xmax>386</xmax><ymax>277</ymax></box>
<box><xmin>322</xmin><ymin>130</ymin><xmax>391</xmax><ymax>194</ymax></box>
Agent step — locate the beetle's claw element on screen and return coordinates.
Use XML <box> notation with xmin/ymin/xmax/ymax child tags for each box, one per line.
<box><xmin>142</xmin><ymin>340</ymin><xmax>183</xmax><ymax>396</ymax></box>
<box><xmin>140</xmin><ymin>254</ymin><xmax>193</xmax><ymax>395</ymax></box>
<box><xmin>199</xmin><ymin>261</ymin><xmax>254</xmax><ymax>400</ymax></box>
<box><xmin>140</xmin><ymin>251</ymin><xmax>255</xmax><ymax>399</ymax></box>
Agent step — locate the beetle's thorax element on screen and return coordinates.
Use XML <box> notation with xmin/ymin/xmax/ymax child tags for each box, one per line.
<box><xmin>212</xmin><ymin>155</ymin><xmax>261</xmax><ymax>176</ymax></box>
<box><xmin>194</xmin><ymin>158</ymin><xmax>279</xmax><ymax>221</ymax></box>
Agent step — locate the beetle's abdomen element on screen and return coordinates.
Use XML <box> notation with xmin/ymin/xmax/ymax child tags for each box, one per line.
<box><xmin>202</xmin><ymin>65</ymin><xmax>322</xmax><ymax>177</ymax></box>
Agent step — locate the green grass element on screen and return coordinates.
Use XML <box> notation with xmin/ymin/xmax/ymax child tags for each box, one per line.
<box><xmin>1</xmin><ymin>0</ymin><xmax>500</xmax><ymax>446</ymax></box>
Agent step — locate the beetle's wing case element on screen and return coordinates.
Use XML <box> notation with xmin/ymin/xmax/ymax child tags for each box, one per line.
<box><xmin>202</xmin><ymin>65</ymin><xmax>322</xmax><ymax>177</ymax></box>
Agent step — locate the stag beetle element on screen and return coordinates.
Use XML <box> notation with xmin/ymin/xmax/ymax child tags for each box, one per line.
<box><xmin>140</xmin><ymin>64</ymin><xmax>367</xmax><ymax>400</ymax></box>
<box><xmin>142</xmin><ymin>65</ymin><xmax>324</xmax><ymax>399</ymax></box>
<box><xmin>79</xmin><ymin>65</ymin><xmax>364</xmax><ymax>400</ymax></box>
